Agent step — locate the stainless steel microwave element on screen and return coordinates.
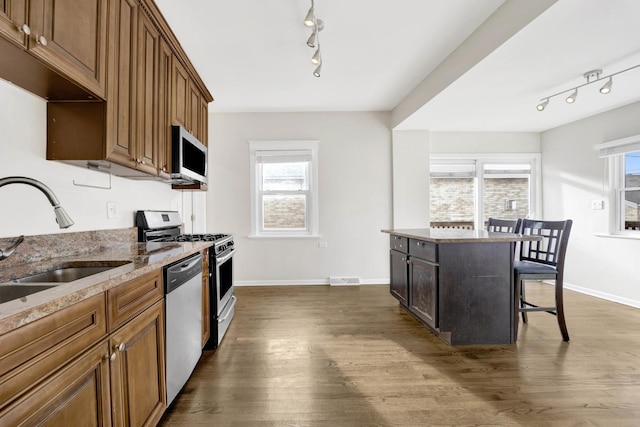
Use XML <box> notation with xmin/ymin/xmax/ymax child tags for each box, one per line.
<box><xmin>171</xmin><ymin>126</ymin><xmax>207</xmax><ymax>184</ymax></box>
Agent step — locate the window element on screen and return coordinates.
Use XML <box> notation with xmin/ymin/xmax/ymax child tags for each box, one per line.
<box><xmin>249</xmin><ymin>140</ymin><xmax>319</xmax><ymax>237</ymax></box>
<box><xmin>597</xmin><ymin>135</ymin><xmax>640</xmax><ymax>234</ymax></box>
<box><xmin>429</xmin><ymin>155</ymin><xmax>540</xmax><ymax>230</ymax></box>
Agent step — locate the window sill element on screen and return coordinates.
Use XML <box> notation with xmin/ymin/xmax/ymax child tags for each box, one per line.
<box><xmin>594</xmin><ymin>232</ymin><xmax>640</xmax><ymax>240</ymax></box>
<box><xmin>248</xmin><ymin>234</ymin><xmax>322</xmax><ymax>240</ymax></box>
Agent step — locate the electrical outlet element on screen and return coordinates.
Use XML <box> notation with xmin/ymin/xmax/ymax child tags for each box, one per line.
<box><xmin>591</xmin><ymin>200</ymin><xmax>605</xmax><ymax>210</ymax></box>
<box><xmin>107</xmin><ymin>201</ymin><xmax>117</xmax><ymax>218</ymax></box>
<box><xmin>318</xmin><ymin>242</ymin><xmax>328</xmax><ymax>248</ymax></box>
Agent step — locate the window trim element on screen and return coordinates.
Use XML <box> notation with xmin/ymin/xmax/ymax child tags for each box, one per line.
<box><xmin>595</xmin><ymin>134</ymin><xmax>640</xmax><ymax>236</ymax></box>
<box><xmin>248</xmin><ymin>140</ymin><xmax>320</xmax><ymax>238</ymax></box>
<box><xmin>430</xmin><ymin>153</ymin><xmax>541</xmax><ymax>229</ymax></box>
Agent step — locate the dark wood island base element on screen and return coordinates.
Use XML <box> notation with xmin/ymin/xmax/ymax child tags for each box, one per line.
<box><xmin>383</xmin><ymin>228</ymin><xmax>539</xmax><ymax>346</ymax></box>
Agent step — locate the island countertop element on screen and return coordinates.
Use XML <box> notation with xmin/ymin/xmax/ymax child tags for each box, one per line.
<box><xmin>382</xmin><ymin>228</ymin><xmax>540</xmax><ymax>243</ymax></box>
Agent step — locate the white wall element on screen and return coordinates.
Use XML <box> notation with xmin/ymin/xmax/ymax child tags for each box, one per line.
<box><xmin>208</xmin><ymin>112</ymin><xmax>392</xmax><ymax>284</ymax></box>
<box><xmin>541</xmin><ymin>100</ymin><xmax>640</xmax><ymax>307</ymax></box>
<box><xmin>430</xmin><ymin>132</ymin><xmax>540</xmax><ymax>153</ymax></box>
<box><xmin>0</xmin><ymin>80</ymin><xmax>205</xmax><ymax>238</ymax></box>
<box><xmin>392</xmin><ymin>130</ymin><xmax>430</xmax><ymax>228</ymax></box>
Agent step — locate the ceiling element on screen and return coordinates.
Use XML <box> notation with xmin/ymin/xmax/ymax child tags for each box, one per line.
<box><xmin>155</xmin><ymin>0</ymin><xmax>640</xmax><ymax>133</ymax></box>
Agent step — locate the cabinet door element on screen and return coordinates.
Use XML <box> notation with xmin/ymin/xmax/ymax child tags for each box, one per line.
<box><xmin>28</xmin><ymin>0</ymin><xmax>108</xmax><ymax>98</ymax></box>
<box><xmin>172</xmin><ymin>57</ymin><xmax>189</xmax><ymax>128</ymax></box>
<box><xmin>105</xmin><ymin>0</ymin><xmax>137</xmax><ymax>167</ymax></box>
<box><xmin>188</xmin><ymin>80</ymin><xmax>200</xmax><ymax>138</ymax></box>
<box><xmin>409</xmin><ymin>257</ymin><xmax>438</xmax><ymax>329</ymax></box>
<box><xmin>135</xmin><ymin>9</ymin><xmax>159</xmax><ymax>174</ymax></box>
<box><xmin>157</xmin><ymin>37</ymin><xmax>173</xmax><ymax>177</ymax></box>
<box><xmin>0</xmin><ymin>0</ymin><xmax>28</xmax><ymax>47</ymax></box>
<box><xmin>198</xmin><ymin>96</ymin><xmax>209</xmax><ymax>146</ymax></box>
<box><xmin>0</xmin><ymin>341</ymin><xmax>111</xmax><ymax>427</ymax></box>
<box><xmin>110</xmin><ymin>300</ymin><xmax>166</xmax><ymax>427</ymax></box>
<box><xmin>390</xmin><ymin>249</ymin><xmax>408</xmax><ymax>306</ymax></box>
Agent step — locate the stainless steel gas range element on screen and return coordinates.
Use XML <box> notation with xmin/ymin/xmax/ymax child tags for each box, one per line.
<box><xmin>136</xmin><ymin>210</ymin><xmax>236</xmax><ymax>349</ymax></box>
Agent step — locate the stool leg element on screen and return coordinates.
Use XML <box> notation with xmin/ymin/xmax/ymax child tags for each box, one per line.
<box><xmin>555</xmin><ymin>275</ymin><xmax>570</xmax><ymax>341</ymax></box>
<box><xmin>520</xmin><ymin>278</ymin><xmax>528</xmax><ymax>324</ymax></box>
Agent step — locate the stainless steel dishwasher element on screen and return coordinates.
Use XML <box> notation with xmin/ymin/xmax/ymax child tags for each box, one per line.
<box><xmin>164</xmin><ymin>252</ymin><xmax>203</xmax><ymax>405</ymax></box>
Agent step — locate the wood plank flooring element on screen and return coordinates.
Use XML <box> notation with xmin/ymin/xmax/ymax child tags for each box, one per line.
<box><xmin>159</xmin><ymin>283</ymin><xmax>640</xmax><ymax>426</ymax></box>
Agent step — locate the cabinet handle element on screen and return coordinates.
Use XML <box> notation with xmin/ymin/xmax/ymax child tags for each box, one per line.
<box><xmin>18</xmin><ymin>24</ymin><xmax>31</xmax><ymax>35</ymax></box>
<box><xmin>416</xmin><ymin>242</ymin><xmax>423</xmax><ymax>247</ymax></box>
<box><xmin>105</xmin><ymin>353</ymin><xmax>117</xmax><ymax>362</ymax></box>
<box><xmin>36</xmin><ymin>35</ymin><xmax>48</xmax><ymax>46</ymax></box>
<box><xmin>141</xmin><ymin>160</ymin><xmax>146</xmax><ymax>165</ymax></box>
<box><xmin>115</xmin><ymin>342</ymin><xmax>126</xmax><ymax>352</ymax></box>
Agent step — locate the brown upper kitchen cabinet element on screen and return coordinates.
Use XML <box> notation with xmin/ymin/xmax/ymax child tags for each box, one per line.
<box><xmin>135</xmin><ymin>7</ymin><xmax>160</xmax><ymax>174</ymax></box>
<box><xmin>2</xmin><ymin>0</ymin><xmax>214</xmax><ymax>182</ymax></box>
<box><xmin>29</xmin><ymin>0</ymin><xmax>108</xmax><ymax>98</ymax></box>
<box><xmin>0</xmin><ymin>0</ymin><xmax>29</xmax><ymax>47</ymax></box>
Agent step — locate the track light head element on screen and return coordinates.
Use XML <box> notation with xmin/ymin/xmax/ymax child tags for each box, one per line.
<box><xmin>536</xmin><ymin>98</ymin><xmax>549</xmax><ymax>111</ymax></box>
<box><xmin>303</xmin><ymin>7</ymin><xmax>315</xmax><ymax>27</ymax></box>
<box><xmin>600</xmin><ymin>77</ymin><xmax>613</xmax><ymax>94</ymax></box>
<box><xmin>565</xmin><ymin>89</ymin><xmax>578</xmax><ymax>104</ymax></box>
<box><xmin>311</xmin><ymin>48</ymin><xmax>321</xmax><ymax>65</ymax></box>
<box><xmin>313</xmin><ymin>63</ymin><xmax>322</xmax><ymax>77</ymax></box>
<box><xmin>306</xmin><ymin>29</ymin><xmax>317</xmax><ymax>48</ymax></box>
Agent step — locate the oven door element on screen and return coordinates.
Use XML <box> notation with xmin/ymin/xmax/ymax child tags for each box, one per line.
<box><xmin>216</xmin><ymin>248</ymin><xmax>235</xmax><ymax>316</ymax></box>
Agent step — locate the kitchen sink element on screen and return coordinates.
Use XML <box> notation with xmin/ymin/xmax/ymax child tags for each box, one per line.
<box><xmin>11</xmin><ymin>265</ymin><xmax>123</xmax><ymax>283</ymax></box>
<box><xmin>0</xmin><ymin>284</ymin><xmax>57</xmax><ymax>304</ymax></box>
<box><xmin>0</xmin><ymin>260</ymin><xmax>132</xmax><ymax>303</ymax></box>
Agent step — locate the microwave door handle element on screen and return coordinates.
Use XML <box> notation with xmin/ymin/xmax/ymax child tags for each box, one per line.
<box><xmin>216</xmin><ymin>249</ymin><xmax>236</xmax><ymax>266</ymax></box>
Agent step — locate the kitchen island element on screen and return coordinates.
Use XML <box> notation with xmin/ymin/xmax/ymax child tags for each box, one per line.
<box><xmin>382</xmin><ymin>228</ymin><xmax>539</xmax><ymax>345</ymax></box>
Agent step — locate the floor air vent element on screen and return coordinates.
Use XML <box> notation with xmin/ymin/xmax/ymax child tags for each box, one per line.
<box><xmin>329</xmin><ymin>277</ymin><xmax>361</xmax><ymax>286</ymax></box>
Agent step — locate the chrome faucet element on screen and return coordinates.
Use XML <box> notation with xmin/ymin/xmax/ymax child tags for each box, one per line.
<box><xmin>0</xmin><ymin>176</ymin><xmax>74</xmax><ymax>260</ymax></box>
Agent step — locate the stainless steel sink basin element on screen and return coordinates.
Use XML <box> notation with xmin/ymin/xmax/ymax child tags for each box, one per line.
<box><xmin>0</xmin><ymin>284</ymin><xmax>57</xmax><ymax>304</ymax></box>
<box><xmin>12</xmin><ymin>265</ymin><xmax>121</xmax><ymax>283</ymax></box>
<box><xmin>0</xmin><ymin>260</ymin><xmax>132</xmax><ymax>303</ymax></box>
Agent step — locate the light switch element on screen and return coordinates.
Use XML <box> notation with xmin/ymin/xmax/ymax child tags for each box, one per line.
<box><xmin>591</xmin><ymin>200</ymin><xmax>605</xmax><ymax>210</ymax></box>
<box><xmin>107</xmin><ymin>201</ymin><xmax>117</xmax><ymax>218</ymax></box>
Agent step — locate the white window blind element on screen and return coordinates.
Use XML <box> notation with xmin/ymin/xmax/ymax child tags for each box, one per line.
<box><xmin>594</xmin><ymin>134</ymin><xmax>640</xmax><ymax>157</ymax></box>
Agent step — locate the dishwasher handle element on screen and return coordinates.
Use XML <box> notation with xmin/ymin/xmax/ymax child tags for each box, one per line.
<box><xmin>165</xmin><ymin>253</ymin><xmax>203</xmax><ymax>293</ymax></box>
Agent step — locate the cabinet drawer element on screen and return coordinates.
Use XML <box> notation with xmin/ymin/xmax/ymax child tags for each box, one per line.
<box><xmin>0</xmin><ymin>293</ymin><xmax>107</xmax><ymax>410</ymax></box>
<box><xmin>107</xmin><ymin>269</ymin><xmax>163</xmax><ymax>332</ymax></box>
<box><xmin>409</xmin><ymin>239</ymin><xmax>437</xmax><ymax>262</ymax></box>
<box><xmin>390</xmin><ymin>235</ymin><xmax>408</xmax><ymax>252</ymax></box>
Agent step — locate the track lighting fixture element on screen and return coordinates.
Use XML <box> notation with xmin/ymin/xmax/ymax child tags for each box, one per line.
<box><xmin>600</xmin><ymin>77</ymin><xmax>613</xmax><ymax>94</ymax></box>
<box><xmin>565</xmin><ymin>88</ymin><xmax>578</xmax><ymax>104</ymax></box>
<box><xmin>303</xmin><ymin>6</ymin><xmax>315</xmax><ymax>27</ymax></box>
<box><xmin>306</xmin><ymin>28</ymin><xmax>317</xmax><ymax>48</ymax></box>
<box><xmin>536</xmin><ymin>98</ymin><xmax>549</xmax><ymax>111</ymax></box>
<box><xmin>311</xmin><ymin>48</ymin><xmax>321</xmax><ymax>65</ymax></box>
<box><xmin>536</xmin><ymin>64</ymin><xmax>640</xmax><ymax>111</ymax></box>
<box><xmin>304</xmin><ymin>0</ymin><xmax>325</xmax><ymax>77</ymax></box>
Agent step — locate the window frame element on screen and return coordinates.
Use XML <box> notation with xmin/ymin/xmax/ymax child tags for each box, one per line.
<box><xmin>596</xmin><ymin>134</ymin><xmax>640</xmax><ymax>236</ymax></box>
<box><xmin>248</xmin><ymin>140</ymin><xmax>320</xmax><ymax>238</ymax></box>
<box><xmin>429</xmin><ymin>153</ymin><xmax>541</xmax><ymax>229</ymax></box>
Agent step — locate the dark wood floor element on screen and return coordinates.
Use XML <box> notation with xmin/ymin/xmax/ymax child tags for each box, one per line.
<box><xmin>159</xmin><ymin>283</ymin><xmax>640</xmax><ymax>426</ymax></box>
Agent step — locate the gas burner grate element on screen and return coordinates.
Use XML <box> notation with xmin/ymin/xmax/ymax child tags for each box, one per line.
<box><xmin>162</xmin><ymin>233</ymin><xmax>230</xmax><ymax>243</ymax></box>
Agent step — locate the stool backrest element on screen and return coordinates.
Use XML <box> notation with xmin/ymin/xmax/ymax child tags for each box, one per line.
<box><xmin>519</xmin><ymin>219</ymin><xmax>572</xmax><ymax>267</ymax></box>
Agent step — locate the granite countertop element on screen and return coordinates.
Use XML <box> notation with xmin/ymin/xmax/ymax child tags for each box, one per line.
<box><xmin>0</xmin><ymin>240</ymin><xmax>212</xmax><ymax>334</ymax></box>
<box><xmin>382</xmin><ymin>228</ymin><xmax>541</xmax><ymax>243</ymax></box>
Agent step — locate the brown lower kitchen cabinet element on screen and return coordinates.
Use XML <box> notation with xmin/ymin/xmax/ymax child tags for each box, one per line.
<box><xmin>386</xmin><ymin>230</ymin><xmax>519</xmax><ymax>345</ymax></box>
<box><xmin>109</xmin><ymin>299</ymin><xmax>166</xmax><ymax>427</ymax></box>
<box><xmin>0</xmin><ymin>268</ymin><xmax>167</xmax><ymax>426</ymax></box>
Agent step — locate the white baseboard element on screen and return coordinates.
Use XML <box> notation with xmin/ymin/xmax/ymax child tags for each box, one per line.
<box><xmin>563</xmin><ymin>281</ymin><xmax>640</xmax><ymax>309</ymax></box>
<box><xmin>235</xmin><ymin>279</ymin><xmax>389</xmax><ymax>287</ymax></box>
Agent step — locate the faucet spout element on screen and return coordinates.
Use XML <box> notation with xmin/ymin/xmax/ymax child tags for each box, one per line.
<box><xmin>0</xmin><ymin>176</ymin><xmax>75</xmax><ymax>229</ymax></box>
<box><xmin>0</xmin><ymin>235</ymin><xmax>24</xmax><ymax>260</ymax></box>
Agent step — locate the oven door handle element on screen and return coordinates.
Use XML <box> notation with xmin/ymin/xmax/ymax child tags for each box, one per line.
<box><xmin>218</xmin><ymin>295</ymin><xmax>237</xmax><ymax>322</ymax></box>
<box><xmin>216</xmin><ymin>249</ymin><xmax>236</xmax><ymax>266</ymax></box>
